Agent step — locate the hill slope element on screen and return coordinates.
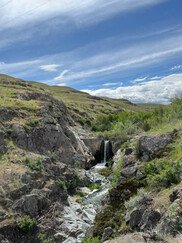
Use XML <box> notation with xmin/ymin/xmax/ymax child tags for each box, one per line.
<box><xmin>0</xmin><ymin>74</ymin><xmax>161</xmax><ymax>123</ymax></box>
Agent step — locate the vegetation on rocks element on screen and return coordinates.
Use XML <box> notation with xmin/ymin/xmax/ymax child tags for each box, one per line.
<box><xmin>17</xmin><ymin>215</ymin><xmax>36</xmax><ymax>232</ymax></box>
<box><xmin>0</xmin><ymin>75</ymin><xmax>182</xmax><ymax>243</ymax></box>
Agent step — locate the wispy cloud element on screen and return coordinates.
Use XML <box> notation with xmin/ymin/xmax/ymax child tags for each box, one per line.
<box><xmin>40</xmin><ymin>64</ymin><xmax>60</xmax><ymax>72</ymax></box>
<box><xmin>81</xmin><ymin>73</ymin><xmax>182</xmax><ymax>104</ymax></box>
<box><xmin>103</xmin><ymin>82</ymin><xmax>121</xmax><ymax>86</ymax></box>
<box><xmin>53</xmin><ymin>42</ymin><xmax>182</xmax><ymax>83</ymax></box>
<box><xmin>150</xmin><ymin>76</ymin><xmax>161</xmax><ymax>80</ymax></box>
<box><xmin>0</xmin><ymin>0</ymin><xmax>167</xmax><ymax>31</ymax></box>
<box><xmin>131</xmin><ymin>76</ymin><xmax>148</xmax><ymax>83</ymax></box>
<box><xmin>171</xmin><ymin>65</ymin><xmax>182</xmax><ymax>70</ymax></box>
<box><xmin>54</xmin><ymin>70</ymin><xmax>70</xmax><ymax>80</ymax></box>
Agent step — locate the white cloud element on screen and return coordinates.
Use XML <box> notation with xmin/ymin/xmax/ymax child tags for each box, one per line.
<box><xmin>53</xmin><ymin>44</ymin><xmax>182</xmax><ymax>83</ymax></box>
<box><xmin>40</xmin><ymin>64</ymin><xmax>60</xmax><ymax>72</ymax></box>
<box><xmin>0</xmin><ymin>0</ymin><xmax>167</xmax><ymax>31</ymax></box>
<box><xmin>171</xmin><ymin>65</ymin><xmax>182</xmax><ymax>70</ymax></box>
<box><xmin>150</xmin><ymin>76</ymin><xmax>161</xmax><ymax>80</ymax></box>
<box><xmin>81</xmin><ymin>73</ymin><xmax>182</xmax><ymax>104</ymax></box>
<box><xmin>103</xmin><ymin>82</ymin><xmax>120</xmax><ymax>86</ymax></box>
<box><xmin>57</xmin><ymin>83</ymin><xmax>67</xmax><ymax>86</ymax></box>
<box><xmin>54</xmin><ymin>70</ymin><xmax>69</xmax><ymax>80</ymax></box>
<box><xmin>131</xmin><ymin>76</ymin><xmax>147</xmax><ymax>83</ymax></box>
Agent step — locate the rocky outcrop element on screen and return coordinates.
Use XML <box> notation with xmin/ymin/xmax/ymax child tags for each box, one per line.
<box><xmin>0</xmin><ymin>131</ymin><xmax>7</xmax><ymax>156</ymax></box>
<box><xmin>138</xmin><ymin>134</ymin><xmax>172</xmax><ymax>161</ymax></box>
<box><xmin>11</xmin><ymin>105</ymin><xmax>94</xmax><ymax>169</ymax></box>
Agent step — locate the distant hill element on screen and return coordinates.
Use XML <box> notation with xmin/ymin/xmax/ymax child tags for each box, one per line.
<box><xmin>0</xmin><ymin>74</ymin><xmax>162</xmax><ymax>123</ymax></box>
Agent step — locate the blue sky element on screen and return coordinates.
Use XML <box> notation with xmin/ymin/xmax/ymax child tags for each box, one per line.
<box><xmin>0</xmin><ymin>0</ymin><xmax>182</xmax><ymax>103</ymax></box>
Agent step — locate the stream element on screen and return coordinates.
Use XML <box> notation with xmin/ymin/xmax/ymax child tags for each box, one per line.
<box><xmin>61</xmin><ymin>141</ymin><xmax>112</xmax><ymax>243</ymax></box>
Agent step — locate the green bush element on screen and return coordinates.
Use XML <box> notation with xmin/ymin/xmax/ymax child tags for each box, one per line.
<box><xmin>78</xmin><ymin>118</ymin><xmax>85</xmax><ymax>126</ymax></box>
<box><xmin>174</xmin><ymin>216</ymin><xmax>182</xmax><ymax>233</ymax></box>
<box><xmin>24</xmin><ymin>125</ymin><xmax>30</xmax><ymax>133</ymax></box>
<box><xmin>144</xmin><ymin>159</ymin><xmax>181</xmax><ymax>189</ymax></box>
<box><xmin>82</xmin><ymin>237</ymin><xmax>101</xmax><ymax>243</ymax></box>
<box><xmin>6</xmin><ymin>128</ymin><xmax>12</xmax><ymax>135</ymax></box>
<box><xmin>90</xmin><ymin>97</ymin><xmax>182</xmax><ymax>138</ymax></box>
<box><xmin>111</xmin><ymin>159</ymin><xmax>123</xmax><ymax>186</ymax></box>
<box><xmin>38</xmin><ymin>233</ymin><xmax>53</xmax><ymax>243</ymax></box>
<box><xmin>17</xmin><ymin>215</ymin><xmax>36</xmax><ymax>232</ymax></box>
<box><xmin>56</xmin><ymin>180</ymin><xmax>66</xmax><ymax>189</ymax></box>
<box><xmin>25</xmin><ymin>158</ymin><xmax>43</xmax><ymax>173</ymax></box>
<box><xmin>98</xmin><ymin>168</ymin><xmax>111</xmax><ymax>178</ymax></box>
<box><xmin>89</xmin><ymin>183</ymin><xmax>101</xmax><ymax>192</ymax></box>
<box><xmin>26</xmin><ymin>120</ymin><xmax>39</xmax><ymax>127</ymax></box>
<box><xmin>125</xmin><ymin>188</ymin><xmax>149</xmax><ymax>210</ymax></box>
<box><xmin>67</xmin><ymin>169</ymin><xmax>80</xmax><ymax>191</ymax></box>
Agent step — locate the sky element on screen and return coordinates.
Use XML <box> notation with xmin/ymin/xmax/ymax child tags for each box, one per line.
<box><xmin>0</xmin><ymin>0</ymin><xmax>182</xmax><ymax>104</ymax></box>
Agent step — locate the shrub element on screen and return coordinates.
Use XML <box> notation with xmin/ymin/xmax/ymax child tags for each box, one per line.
<box><xmin>174</xmin><ymin>216</ymin><xmax>182</xmax><ymax>233</ymax></box>
<box><xmin>82</xmin><ymin>237</ymin><xmax>101</xmax><ymax>243</ymax></box>
<box><xmin>125</xmin><ymin>188</ymin><xmax>149</xmax><ymax>210</ymax></box>
<box><xmin>142</xmin><ymin>122</ymin><xmax>151</xmax><ymax>131</ymax></box>
<box><xmin>144</xmin><ymin>159</ymin><xmax>181</xmax><ymax>189</ymax></box>
<box><xmin>111</xmin><ymin>159</ymin><xmax>123</xmax><ymax>186</ymax></box>
<box><xmin>56</xmin><ymin>180</ymin><xmax>66</xmax><ymax>189</ymax></box>
<box><xmin>25</xmin><ymin>158</ymin><xmax>43</xmax><ymax>173</ymax></box>
<box><xmin>166</xmin><ymin>203</ymin><xmax>181</xmax><ymax>219</ymax></box>
<box><xmin>85</xmin><ymin>119</ymin><xmax>92</xmax><ymax>127</ymax></box>
<box><xmin>17</xmin><ymin>216</ymin><xmax>36</xmax><ymax>232</ymax></box>
<box><xmin>24</xmin><ymin>125</ymin><xmax>30</xmax><ymax>133</ymax></box>
<box><xmin>78</xmin><ymin>118</ymin><xmax>85</xmax><ymax>126</ymax></box>
<box><xmin>67</xmin><ymin>169</ymin><xmax>80</xmax><ymax>191</ymax></box>
<box><xmin>89</xmin><ymin>183</ymin><xmax>101</xmax><ymax>192</ymax></box>
<box><xmin>6</xmin><ymin>128</ymin><xmax>12</xmax><ymax>135</ymax></box>
<box><xmin>26</xmin><ymin>120</ymin><xmax>39</xmax><ymax>127</ymax></box>
<box><xmin>38</xmin><ymin>233</ymin><xmax>53</xmax><ymax>243</ymax></box>
<box><xmin>98</xmin><ymin>168</ymin><xmax>111</xmax><ymax>178</ymax></box>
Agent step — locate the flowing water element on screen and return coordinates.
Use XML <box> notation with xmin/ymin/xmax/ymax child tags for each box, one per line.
<box><xmin>95</xmin><ymin>140</ymin><xmax>110</xmax><ymax>169</ymax></box>
<box><xmin>62</xmin><ymin>140</ymin><xmax>112</xmax><ymax>243</ymax></box>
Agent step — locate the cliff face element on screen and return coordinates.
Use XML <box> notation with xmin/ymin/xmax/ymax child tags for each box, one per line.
<box><xmin>0</xmin><ymin>76</ymin><xmax>97</xmax><ymax>242</ymax></box>
<box><xmin>0</xmin><ymin>77</ymin><xmax>94</xmax><ymax>168</ymax></box>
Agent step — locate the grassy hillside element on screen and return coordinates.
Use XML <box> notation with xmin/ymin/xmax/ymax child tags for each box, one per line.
<box><xmin>0</xmin><ymin>74</ymin><xmax>162</xmax><ymax>124</ymax></box>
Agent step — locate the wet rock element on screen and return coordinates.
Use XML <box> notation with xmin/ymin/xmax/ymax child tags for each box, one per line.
<box><xmin>138</xmin><ymin>134</ymin><xmax>172</xmax><ymax>161</ymax></box>
<box><xmin>102</xmin><ymin>227</ymin><xmax>114</xmax><ymax>242</ymax></box>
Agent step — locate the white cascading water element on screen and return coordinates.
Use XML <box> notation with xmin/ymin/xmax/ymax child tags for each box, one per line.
<box><xmin>95</xmin><ymin>140</ymin><xmax>109</xmax><ymax>168</ymax></box>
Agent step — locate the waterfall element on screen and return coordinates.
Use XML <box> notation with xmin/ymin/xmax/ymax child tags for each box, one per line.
<box><xmin>104</xmin><ymin>140</ymin><xmax>109</xmax><ymax>164</ymax></box>
<box><xmin>95</xmin><ymin>140</ymin><xmax>110</xmax><ymax>168</ymax></box>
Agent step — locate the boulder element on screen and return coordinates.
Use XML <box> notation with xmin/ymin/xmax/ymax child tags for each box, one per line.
<box><xmin>0</xmin><ymin>132</ymin><xmax>7</xmax><ymax>156</ymax></box>
<box><xmin>102</xmin><ymin>227</ymin><xmax>114</xmax><ymax>242</ymax></box>
<box><xmin>125</xmin><ymin>148</ymin><xmax>133</xmax><ymax>156</ymax></box>
<box><xmin>12</xmin><ymin>193</ymin><xmax>51</xmax><ymax>217</ymax></box>
<box><xmin>121</xmin><ymin>166</ymin><xmax>137</xmax><ymax>178</ymax></box>
<box><xmin>129</xmin><ymin>209</ymin><xmax>145</xmax><ymax>229</ymax></box>
<box><xmin>169</xmin><ymin>188</ymin><xmax>182</xmax><ymax>202</ymax></box>
<box><xmin>139</xmin><ymin>209</ymin><xmax>161</xmax><ymax>230</ymax></box>
<box><xmin>136</xmin><ymin>170</ymin><xmax>146</xmax><ymax>180</ymax></box>
<box><xmin>123</xmin><ymin>155</ymin><xmax>136</xmax><ymax>167</ymax></box>
<box><xmin>138</xmin><ymin>134</ymin><xmax>172</xmax><ymax>161</ymax></box>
